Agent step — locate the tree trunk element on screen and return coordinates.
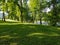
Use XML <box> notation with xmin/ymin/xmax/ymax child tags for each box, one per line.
<box><xmin>40</xmin><ymin>13</ymin><xmax>42</xmax><ymax>25</ymax></box>
<box><xmin>20</xmin><ymin>0</ymin><xmax>23</xmax><ymax>23</ymax></box>
<box><xmin>20</xmin><ymin>10</ymin><xmax>23</xmax><ymax>23</ymax></box>
<box><xmin>2</xmin><ymin>11</ymin><xmax>5</xmax><ymax>22</ymax></box>
<box><xmin>2</xmin><ymin>2</ymin><xmax>5</xmax><ymax>22</ymax></box>
<box><xmin>39</xmin><ymin>1</ymin><xmax>42</xmax><ymax>25</ymax></box>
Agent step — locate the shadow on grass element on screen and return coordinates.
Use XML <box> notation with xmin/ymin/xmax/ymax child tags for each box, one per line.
<box><xmin>0</xmin><ymin>24</ymin><xmax>60</xmax><ymax>45</ymax></box>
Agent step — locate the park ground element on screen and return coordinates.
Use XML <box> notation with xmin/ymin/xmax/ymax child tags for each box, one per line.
<box><xmin>0</xmin><ymin>20</ymin><xmax>60</xmax><ymax>45</ymax></box>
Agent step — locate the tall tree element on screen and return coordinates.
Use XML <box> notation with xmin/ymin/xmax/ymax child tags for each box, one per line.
<box><xmin>14</xmin><ymin>0</ymin><xmax>24</xmax><ymax>22</ymax></box>
<box><xmin>19</xmin><ymin>0</ymin><xmax>23</xmax><ymax>22</ymax></box>
<box><xmin>48</xmin><ymin>0</ymin><xmax>60</xmax><ymax>26</ymax></box>
<box><xmin>2</xmin><ymin>0</ymin><xmax>6</xmax><ymax>22</ymax></box>
<box><xmin>29</xmin><ymin>0</ymin><xmax>47</xmax><ymax>24</ymax></box>
<box><xmin>28</xmin><ymin>0</ymin><xmax>39</xmax><ymax>23</ymax></box>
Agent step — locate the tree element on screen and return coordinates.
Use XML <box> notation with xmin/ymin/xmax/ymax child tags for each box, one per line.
<box><xmin>2</xmin><ymin>0</ymin><xmax>6</xmax><ymax>22</ymax></box>
<box><xmin>29</xmin><ymin>0</ymin><xmax>47</xmax><ymax>24</ymax></box>
<box><xmin>14</xmin><ymin>0</ymin><xmax>24</xmax><ymax>22</ymax></box>
<box><xmin>47</xmin><ymin>0</ymin><xmax>60</xmax><ymax>26</ymax></box>
<box><xmin>28</xmin><ymin>0</ymin><xmax>40</xmax><ymax>23</ymax></box>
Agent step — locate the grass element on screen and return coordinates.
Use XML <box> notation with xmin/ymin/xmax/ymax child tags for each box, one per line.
<box><xmin>0</xmin><ymin>21</ymin><xmax>60</xmax><ymax>45</ymax></box>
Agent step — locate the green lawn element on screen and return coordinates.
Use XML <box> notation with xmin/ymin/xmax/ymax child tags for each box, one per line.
<box><xmin>0</xmin><ymin>21</ymin><xmax>60</xmax><ymax>45</ymax></box>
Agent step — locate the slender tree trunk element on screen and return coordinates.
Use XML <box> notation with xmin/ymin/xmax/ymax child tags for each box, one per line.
<box><xmin>32</xmin><ymin>12</ymin><xmax>35</xmax><ymax>23</ymax></box>
<box><xmin>2</xmin><ymin>10</ymin><xmax>5</xmax><ymax>22</ymax></box>
<box><xmin>2</xmin><ymin>2</ymin><xmax>5</xmax><ymax>22</ymax></box>
<box><xmin>20</xmin><ymin>0</ymin><xmax>23</xmax><ymax>23</ymax></box>
<box><xmin>40</xmin><ymin>13</ymin><xmax>42</xmax><ymax>24</ymax></box>
<box><xmin>20</xmin><ymin>10</ymin><xmax>23</xmax><ymax>23</ymax></box>
<box><xmin>39</xmin><ymin>1</ymin><xmax>42</xmax><ymax>25</ymax></box>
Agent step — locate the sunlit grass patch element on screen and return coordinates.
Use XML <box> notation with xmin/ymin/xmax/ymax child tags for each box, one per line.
<box><xmin>27</xmin><ymin>33</ymin><xmax>47</xmax><ymax>36</ymax></box>
<box><xmin>10</xmin><ymin>43</ymin><xmax>17</xmax><ymax>45</ymax></box>
<box><xmin>57</xmin><ymin>28</ymin><xmax>60</xmax><ymax>30</ymax></box>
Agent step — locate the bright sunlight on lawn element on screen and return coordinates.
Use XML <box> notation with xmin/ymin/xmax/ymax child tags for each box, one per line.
<box><xmin>0</xmin><ymin>21</ymin><xmax>60</xmax><ymax>45</ymax></box>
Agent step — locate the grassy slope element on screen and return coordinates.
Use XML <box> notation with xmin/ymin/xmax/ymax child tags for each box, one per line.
<box><xmin>0</xmin><ymin>21</ymin><xmax>60</xmax><ymax>45</ymax></box>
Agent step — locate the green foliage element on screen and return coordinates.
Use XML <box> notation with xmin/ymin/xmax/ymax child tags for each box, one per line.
<box><xmin>0</xmin><ymin>0</ymin><xmax>60</xmax><ymax>26</ymax></box>
<box><xmin>29</xmin><ymin>0</ymin><xmax>38</xmax><ymax>11</ymax></box>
